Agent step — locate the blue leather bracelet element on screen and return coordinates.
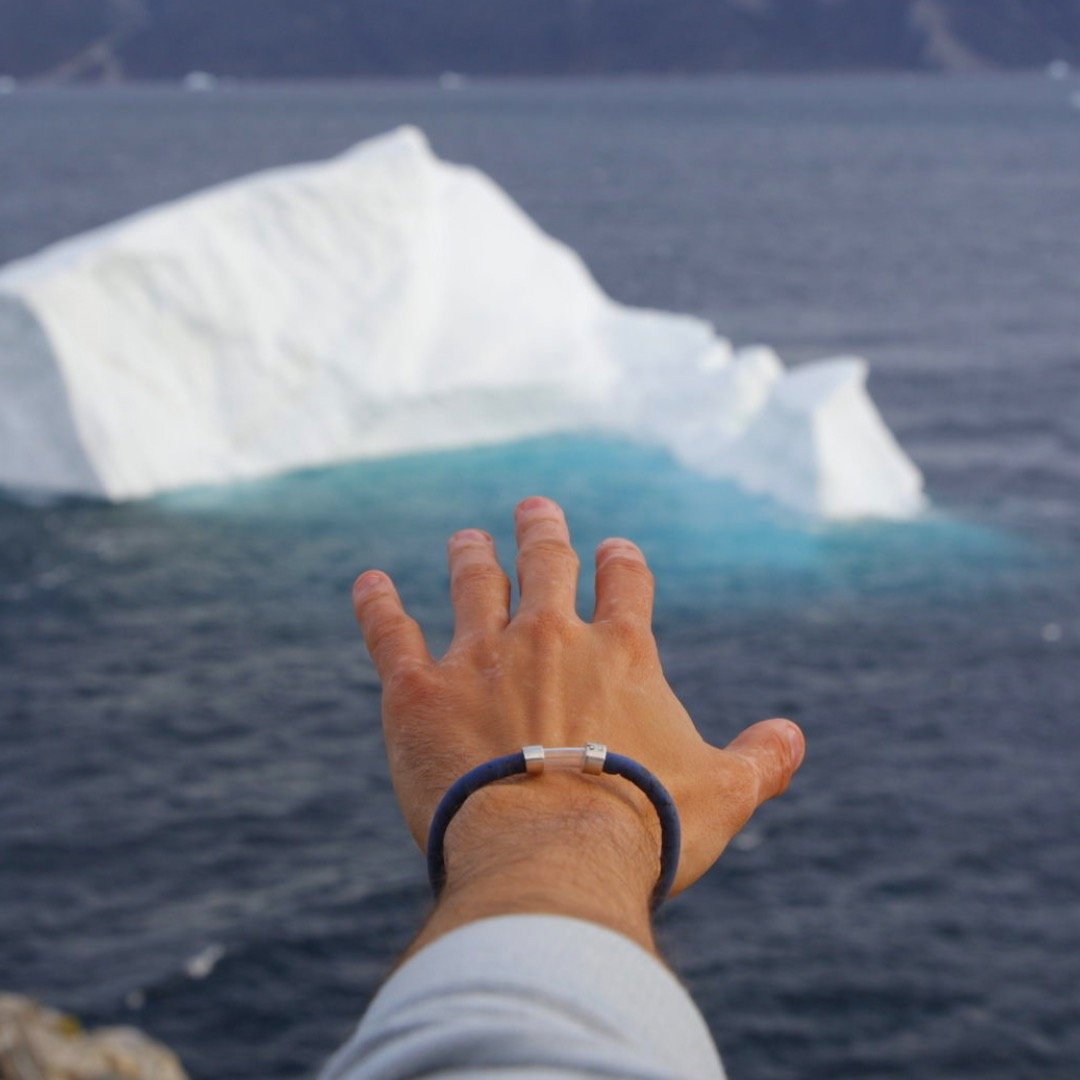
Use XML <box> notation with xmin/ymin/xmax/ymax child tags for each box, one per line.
<box><xmin>425</xmin><ymin>744</ymin><xmax>681</xmax><ymax>909</ymax></box>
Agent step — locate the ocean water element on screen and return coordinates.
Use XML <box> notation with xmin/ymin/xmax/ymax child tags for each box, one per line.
<box><xmin>1</xmin><ymin>77</ymin><xmax>1079</xmax><ymax>1079</ymax></box>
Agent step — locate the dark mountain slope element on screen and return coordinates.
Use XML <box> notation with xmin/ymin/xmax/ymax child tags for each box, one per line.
<box><xmin>1</xmin><ymin>0</ymin><xmax>1078</xmax><ymax>81</ymax></box>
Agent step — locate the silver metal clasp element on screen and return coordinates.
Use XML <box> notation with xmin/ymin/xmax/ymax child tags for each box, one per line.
<box><xmin>583</xmin><ymin>742</ymin><xmax>607</xmax><ymax>775</ymax></box>
<box><xmin>523</xmin><ymin>745</ymin><xmax>545</xmax><ymax>776</ymax></box>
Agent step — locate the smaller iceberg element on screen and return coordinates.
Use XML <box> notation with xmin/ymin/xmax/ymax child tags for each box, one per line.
<box><xmin>182</xmin><ymin>71</ymin><xmax>218</xmax><ymax>92</ymax></box>
<box><xmin>0</xmin><ymin>127</ymin><xmax>924</xmax><ymax>518</ymax></box>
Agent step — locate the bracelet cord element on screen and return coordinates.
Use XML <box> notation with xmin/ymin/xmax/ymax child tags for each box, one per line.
<box><xmin>425</xmin><ymin>749</ymin><xmax>681</xmax><ymax>909</ymax></box>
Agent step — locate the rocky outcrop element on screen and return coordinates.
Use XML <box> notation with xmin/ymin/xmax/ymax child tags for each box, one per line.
<box><xmin>0</xmin><ymin>995</ymin><xmax>188</xmax><ymax>1080</ymax></box>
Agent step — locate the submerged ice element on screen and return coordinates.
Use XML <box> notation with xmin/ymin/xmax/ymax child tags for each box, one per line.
<box><xmin>0</xmin><ymin>127</ymin><xmax>923</xmax><ymax>518</ymax></box>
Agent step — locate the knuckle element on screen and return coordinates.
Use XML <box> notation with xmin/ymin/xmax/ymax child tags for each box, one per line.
<box><xmin>520</xmin><ymin>537</ymin><xmax>579</xmax><ymax>567</ymax></box>
<box><xmin>596</xmin><ymin>617</ymin><xmax>660</xmax><ymax>673</ymax></box>
<box><xmin>515</xmin><ymin>607</ymin><xmax>577</xmax><ymax>644</ymax></box>
<box><xmin>450</xmin><ymin>629</ymin><xmax>500</xmax><ymax>666</ymax></box>
<box><xmin>602</xmin><ymin>617</ymin><xmax>657</xmax><ymax>662</ymax></box>
<box><xmin>759</xmin><ymin>728</ymin><xmax>795</xmax><ymax>798</ymax></box>
<box><xmin>363</xmin><ymin>615</ymin><xmax>399</xmax><ymax>654</ymax></box>
<box><xmin>366</xmin><ymin>614</ymin><xmax>416</xmax><ymax>660</ymax></box>
<box><xmin>452</xmin><ymin>562</ymin><xmax>507</xmax><ymax>594</ymax></box>
<box><xmin>384</xmin><ymin>658</ymin><xmax>438</xmax><ymax>706</ymax></box>
<box><xmin>726</xmin><ymin>761</ymin><xmax>761</xmax><ymax>826</ymax></box>
<box><xmin>603</xmin><ymin>553</ymin><xmax>653</xmax><ymax>586</ymax></box>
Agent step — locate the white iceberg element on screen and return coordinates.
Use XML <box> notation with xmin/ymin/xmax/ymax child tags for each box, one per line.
<box><xmin>0</xmin><ymin>126</ymin><xmax>924</xmax><ymax>518</ymax></box>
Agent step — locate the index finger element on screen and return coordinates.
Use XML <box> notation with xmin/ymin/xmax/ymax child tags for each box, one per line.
<box><xmin>352</xmin><ymin>571</ymin><xmax>432</xmax><ymax>681</ymax></box>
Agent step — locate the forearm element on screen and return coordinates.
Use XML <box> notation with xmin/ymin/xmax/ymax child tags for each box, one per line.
<box><xmin>407</xmin><ymin>773</ymin><xmax>661</xmax><ymax>959</ymax></box>
<box><xmin>320</xmin><ymin>780</ymin><xmax>727</xmax><ymax>1080</ymax></box>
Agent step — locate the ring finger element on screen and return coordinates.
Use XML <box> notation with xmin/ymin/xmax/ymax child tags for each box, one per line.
<box><xmin>448</xmin><ymin>528</ymin><xmax>511</xmax><ymax>641</ymax></box>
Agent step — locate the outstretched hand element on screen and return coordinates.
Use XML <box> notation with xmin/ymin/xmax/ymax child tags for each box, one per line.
<box><xmin>352</xmin><ymin>496</ymin><xmax>804</xmax><ymax>951</ymax></box>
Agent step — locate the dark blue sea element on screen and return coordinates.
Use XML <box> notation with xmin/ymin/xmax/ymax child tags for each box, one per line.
<box><xmin>1</xmin><ymin>76</ymin><xmax>1078</xmax><ymax>1079</ymax></box>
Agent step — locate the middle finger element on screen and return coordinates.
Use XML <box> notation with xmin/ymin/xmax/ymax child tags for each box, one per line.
<box><xmin>514</xmin><ymin>496</ymin><xmax>580</xmax><ymax>616</ymax></box>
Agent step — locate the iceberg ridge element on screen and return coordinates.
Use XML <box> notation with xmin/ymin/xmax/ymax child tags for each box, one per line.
<box><xmin>0</xmin><ymin>126</ymin><xmax>924</xmax><ymax>518</ymax></box>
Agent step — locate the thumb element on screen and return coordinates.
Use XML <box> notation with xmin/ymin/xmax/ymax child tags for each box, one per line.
<box><xmin>724</xmin><ymin>718</ymin><xmax>805</xmax><ymax>805</ymax></box>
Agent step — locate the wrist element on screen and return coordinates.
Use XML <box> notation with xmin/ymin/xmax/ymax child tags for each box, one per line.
<box><xmin>410</xmin><ymin>773</ymin><xmax>661</xmax><ymax>957</ymax></box>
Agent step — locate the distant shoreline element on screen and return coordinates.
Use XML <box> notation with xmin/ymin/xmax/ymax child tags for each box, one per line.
<box><xmin>1</xmin><ymin>68</ymin><xmax>1073</xmax><ymax>92</ymax></box>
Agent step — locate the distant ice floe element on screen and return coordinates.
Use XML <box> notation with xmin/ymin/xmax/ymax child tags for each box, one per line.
<box><xmin>0</xmin><ymin>127</ymin><xmax>924</xmax><ymax>518</ymax></box>
<box><xmin>184</xmin><ymin>943</ymin><xmax>226</xmax><ymax>979</ymax></box>
<box><xmin>182</xmin><ymin>71</ymin><xmax>219</xmax><ymax>92</ymax></box>
<box><xmin>438</xmin><ymin>71</ymin><xmax>468</xmax><ymax>91</ymax></box>
<box><xmin>1047</xmin><ymin>59</ymin><xmax>1072</xmax><ymax>80</ymax></box>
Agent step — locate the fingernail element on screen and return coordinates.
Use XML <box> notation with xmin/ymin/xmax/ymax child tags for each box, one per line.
<box><xmin>517</xmin><ymin>496</ymin><xmax>554</xmax><ymax>515</ymax></box>
<box><xmin>785</xmin><ymin>723</ymin><xmax>805</xmax><ymax>769</ymax></box>
<box><xmin>449</xmin><ymin>528</ymin><xmax>491</xmax><ymax>548</ymax></box>
<box><xmin>353</xmin><ymin>571</ymin><xmax>386</xmax><ymax>598</ymax></box>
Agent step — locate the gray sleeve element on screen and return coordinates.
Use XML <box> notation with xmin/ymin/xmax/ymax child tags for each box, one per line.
<box><xmin>318</xmin><ymin>914</ymin><xmax>726</xmax><ymax>1080</ymax></box>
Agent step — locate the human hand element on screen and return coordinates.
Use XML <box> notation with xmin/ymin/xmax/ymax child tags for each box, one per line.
<box><xmin>352</xmin><ymin>496</ymin><xmax>804</xmax><ymax>951</ymax></box>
